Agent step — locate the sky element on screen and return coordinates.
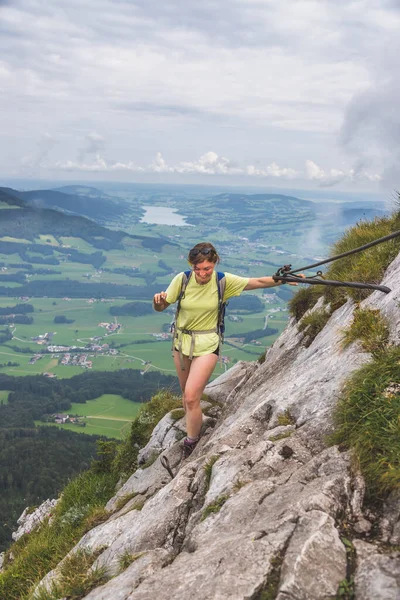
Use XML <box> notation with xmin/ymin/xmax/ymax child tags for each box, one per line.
<box><xmin>1</xmin><ymin>0</ymin><xmax>400</xmax><ymax>192</ymax></box>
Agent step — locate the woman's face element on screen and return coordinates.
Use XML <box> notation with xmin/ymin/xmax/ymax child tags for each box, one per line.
<box><xmin>192</xmin><ymin>260</ymin><xmax>215</xmax><ymax>285</ymax></box>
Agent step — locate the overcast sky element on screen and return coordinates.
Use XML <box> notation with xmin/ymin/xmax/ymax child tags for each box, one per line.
<box><xmin>1</xmin><ymin>0</ymin><xmax>399</xmax><ymax>192</ymax></box>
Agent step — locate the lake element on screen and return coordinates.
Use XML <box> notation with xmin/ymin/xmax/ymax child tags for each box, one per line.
<box><xmin>140</xmin><ymin>205</ymin><xmax>192</xmax><ymax>226</ymax></box>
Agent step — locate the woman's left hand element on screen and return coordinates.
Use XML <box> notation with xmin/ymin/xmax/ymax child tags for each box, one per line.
<box><xmin>288</xmin><ymin>273</ymin><xmax>305</xmax><ymax>286</ymax></box>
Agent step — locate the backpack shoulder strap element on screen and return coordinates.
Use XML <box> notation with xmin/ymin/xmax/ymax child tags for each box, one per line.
<box><xmin>171</xmin><ymin>271</ymin><xmax>192</xmax><ymax>353</ymax></box>
<box><xmin>216</xmin><ymin>272</ymin><xmax>226</xmax><ymax>304</ymax></box>
<box><xmin>173</xmin><ymin>271</ymin><xmax>192</xmax><ymax>322</ymax></box>
<box><xmin>181</xmin><ymin>270</ymin><xmax>192</xmax><ymax>296</ymax></box>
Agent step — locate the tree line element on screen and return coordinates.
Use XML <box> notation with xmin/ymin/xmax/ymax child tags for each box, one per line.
<box><xmin>0</xmin><ymin>304</ymin><xmax>34</xmax><ymax>315</ymax></box>
<box><xmin>0</xmin><ymin>370</ymin><xmax>179</xmax><ymax>429</ymax></box>
<box><xmin>0</xmin><ymin>427</ymin><xmax>101</xmax><ymax>552</ymax></box>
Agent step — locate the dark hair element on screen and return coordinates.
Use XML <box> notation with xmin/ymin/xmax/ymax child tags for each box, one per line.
<box><xmin>188</xmin><ymin>242</ymin><xmax>220</xmax><ymax>265</ymax></box>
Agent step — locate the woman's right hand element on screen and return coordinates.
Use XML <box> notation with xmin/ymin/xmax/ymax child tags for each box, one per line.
<box><xmin>153</xmin><ymin>291</ymin><xmax>168</xmax><ymax>310</ymax></box>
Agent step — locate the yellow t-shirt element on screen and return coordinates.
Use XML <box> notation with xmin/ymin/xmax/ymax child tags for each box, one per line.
<box><xmin>166</xmin><ymin>271</ymin><xmax>249</xmax><ymax>356</ymax></box>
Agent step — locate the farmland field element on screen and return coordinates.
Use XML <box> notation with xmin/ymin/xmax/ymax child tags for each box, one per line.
<box><xmin>36</xmin><ymin>394</ymin><xmax>143</xmax><ymax>439</ymax></box>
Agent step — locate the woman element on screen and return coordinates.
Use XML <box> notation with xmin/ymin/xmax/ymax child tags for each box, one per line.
<box><xmin>153</xmin><ymin>242</ymin><xmax>299</xmax><ymax>459</ymax></box>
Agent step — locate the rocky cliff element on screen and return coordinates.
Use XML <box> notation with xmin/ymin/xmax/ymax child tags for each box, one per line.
<box><xmin>27</xmin><ymin>250</ymin><xmax>400</xmax><ymax>599</ymax></box>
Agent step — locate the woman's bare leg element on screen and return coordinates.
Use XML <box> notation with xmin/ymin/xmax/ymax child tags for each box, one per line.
<box><xmin>182</xmin><ymin>353</ymin><xmax>218</xmax><ymax>439</ymax></box>
<box><xmin>173</xmin><ymin>350</ymin><xmax>192</xmax><ymax>411</ymax></box>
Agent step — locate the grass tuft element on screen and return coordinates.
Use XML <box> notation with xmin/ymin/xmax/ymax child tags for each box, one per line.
<box><xmin>336</xmin><ymin>537</ymin><xmax>356</xmax><ymax>599</ymax></box>
<box><xmin>277</xmin><ymin>409</ymin><xmax>296</xmax><ymax>427</ymax></box>
<box><xmin>32</xmin><ymin>548</ymin><xmax>109</xmax><ymax>600</ymax></box>
<box><xmin>258</xmin><ymin>350</ymin><xmax>267</xmax><ymax>364</ymax></box>
<box><xmin>233</xmin><ymin>478</ymin><xmax>249</xmax><ymax>492</ymax></box>
<box><xmin>330</xmin><ymin>346</ymin><xmax>400</xmax><ymax>497</ymax></box>
<box><xmin>298</xmin><ymin>308</ymin><xmax>332</xmax><ymax>347</ymax></box>
<box><xmin>203</xmin><ymin>455</ymin><xmax>219</xmax><ymax>490</ymax></box>
<box><xmin>142</xmin><ymin>451</ymin><xmax>161</xmax><ymax>469</ymax></box>
<box><xmin>288</xmin><ymin>286</ymin><xmax>321</xmax><ymax>320</ymax></box>
<box><xmin>288</xmin><ymin>208</ymin><xmax>400</xmax><ymax>318</ymax></box>
<box><xmin>201</xmin><ymin>495</ymin><xmax>229</xmax><ymax>521</ymax></box>
<box><xmin>117</xmin><ymin>550</ymin><xmax>145</xmax><ymax>572</ymax></box>
<box><xmin>341</xmin><ymin>307</ymin><xmax>389</xmax><ymax>355</ymax></box>
<box><xmin>0</xmin><ymin>471</ymin><xmax>117</xmax><ymax>600</ymax></box>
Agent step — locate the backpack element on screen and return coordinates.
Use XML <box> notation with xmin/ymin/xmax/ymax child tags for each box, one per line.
<box><xmin>171</xmin><ymin>271</ymin><xmax>227</xmax><ymax>363</ymax></box>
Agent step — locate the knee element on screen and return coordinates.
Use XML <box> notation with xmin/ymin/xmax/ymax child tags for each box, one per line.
<box><xmin>184</xmin><ymin>390</ymin><xmax>201</xmax><ymax>410</ymax></box>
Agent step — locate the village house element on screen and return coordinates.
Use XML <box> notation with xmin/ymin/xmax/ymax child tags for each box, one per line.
<box><xmin>54</xmin><ymin>414</ymin><xmax>69</xmax><ymax>424</ymax></box>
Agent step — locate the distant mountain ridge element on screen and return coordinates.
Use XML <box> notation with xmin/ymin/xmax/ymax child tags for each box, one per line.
<box><xmin>0</xmin><ymin>185</ymin><xmax>131</xmax><ymax>224</ymax></box>
<box><xmin>0</xmin><ymin>187</ymin><xmax>177</xmax><ymax>253</ymax></box>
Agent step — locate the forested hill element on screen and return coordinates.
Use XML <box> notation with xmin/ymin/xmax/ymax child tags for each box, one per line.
<box><xmin>0</xmin><ymin>185</ymin><xmax>132</xmax><ymax>224</ymax></box>
<box><xmin>0</xmin><ymin>188</ymin><xmax>139</xmax><ymax>249</ymax></box>
<box><xmin>0</xmin><ymin>187</ymin><xmax>25</xmax><ymax>208</ymax></box>
<box><xmin>0</xmin><ymin>187</ymin><xmax>178</xmax><ymax>255</ymax></box>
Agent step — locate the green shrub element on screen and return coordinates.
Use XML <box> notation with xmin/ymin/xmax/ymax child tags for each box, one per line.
<box><xmin>330</xmin><ymin>347</ymin><xmax>400</xmax><ymax>497</ymax></box>
<box><xmin>298</xmin><ymin>308</ymin><xmax>331</xmax><ymax>347</ymax></box>
<box><xmin>57</xmin><ymin>471</ymin><xmax>117</xmax><ymax>517</ymax></box>
<box><xmin>341</xmin><ymin>307</ymin><xmax>389</xmax><ymax>355</ymax></box>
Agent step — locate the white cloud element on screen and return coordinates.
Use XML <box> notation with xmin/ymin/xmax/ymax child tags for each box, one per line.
<box><xmin>246</xmin><ymin>162</ymin><xmax>298</xmax><ymax>179</ymax></box>
<box><xmin>305</xmin><ymin>159</ymin><xmax>381</xmax><ymax>187</ymax></box>
<box><xmin>52</xmin><ymin>151</ymin><xmax>381</xmax><ymax>186</ymax></box>
<box><xmin>0</xmin><ymin>0</ymin><xmax>398</xmax><ymax>190</ymax></box>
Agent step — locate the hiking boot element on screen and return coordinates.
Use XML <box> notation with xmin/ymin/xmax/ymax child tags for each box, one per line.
<box><xmin>182</xmin><ymin>437</ymin><xmax>198</xmax><ymax>460</ymax></box>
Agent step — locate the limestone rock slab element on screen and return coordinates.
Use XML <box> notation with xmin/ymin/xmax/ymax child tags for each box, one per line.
<box><xmin>277</xmin><ymin>510</ymin><xmax>347</xmax><ymax>600</ymax></box>
<box><xmin>82</xmin><ymin>549</ymin><xmax>170</xmax><ymax>600</ymax></box>
<box><xmin>354</xmin><ymin>541</ymin><xmax>400</xmax><ymax>600</ymax></box>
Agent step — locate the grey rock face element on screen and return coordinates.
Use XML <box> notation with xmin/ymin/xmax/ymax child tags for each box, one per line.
<box><xmin>381</xmin><ymin>490</ymin><xmax>400</xmax><ymax>545</ymax></box>
<box><xmin>30</xmin><ymin>251</ymin><xmax>400</xmax><ymax>600</ymax></box>
<box><xmin>277</xmin><ymin>510</ymin><xmax>347</xmax><ymax>600</ymax></box>
<box><xmin>12</xmin><ymin>498</ymin><xmax>59</xmax><ymax>541</ymax></box>
<box><xmin>137</xmin><ymin>412</ymin><xmax>184</xmax><ymax>466</ymax></box>
<box><xmin>83</xmin><ymin>549</ymin><xmax>170</xmax><ymax>600</ymax></box>
<box><xmin>204</xmin><ymin>359</ymin><xmax>258</xmax><ymax>404</ymax></box>
<box><xmin>354</xmin><ymin>541</ymin><xmax>400</xmax><ymax>600</ymax></box>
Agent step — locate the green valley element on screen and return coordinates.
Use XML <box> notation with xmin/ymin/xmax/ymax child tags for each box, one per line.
<box><xmin>0</xmin><ymin>183</ymin><xmax>388</xmax><ymax>381</ymax></box>
<box><xmin>0</xmin><ymin>180</ymin><xmax>390</xmax><ymax>553</ymax></box>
